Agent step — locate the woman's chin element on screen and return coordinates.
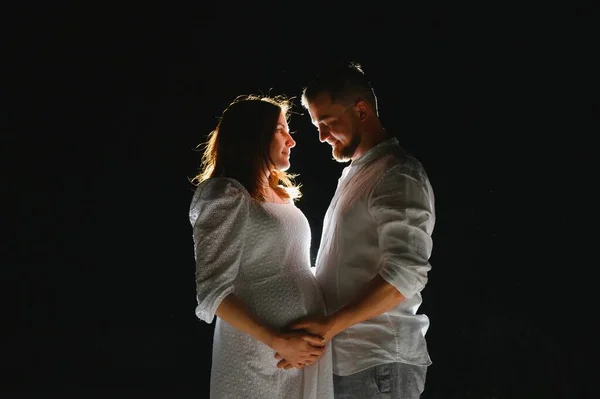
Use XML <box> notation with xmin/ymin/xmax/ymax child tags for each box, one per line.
<box><xmin>277</xmin><ymin>162</ymin><xmax>291</xmax><ymax>172</ymax></box>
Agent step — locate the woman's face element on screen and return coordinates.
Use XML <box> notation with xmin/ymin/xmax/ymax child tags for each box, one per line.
<box><xmin>269</xmin><ymin>111</ymin><xmax>296</xmax><ymax>171</ymax></box>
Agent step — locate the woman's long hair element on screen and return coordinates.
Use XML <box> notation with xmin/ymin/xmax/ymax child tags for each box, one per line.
<box><xmin>191</xmin><ymin>94</ymin><xmax>301</xmax><ymax>202</ymax></box>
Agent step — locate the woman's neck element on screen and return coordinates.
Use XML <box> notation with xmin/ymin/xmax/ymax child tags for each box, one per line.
<box><xmin>262</xmin><ymin>185</ymin><xmax>288</xmax><ymax>204</ymax></box>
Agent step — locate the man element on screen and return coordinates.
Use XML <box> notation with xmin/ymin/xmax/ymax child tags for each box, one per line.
<box><xmin>276</xmin><ymin>61</ymin><xmax>436</xmax><ymax>398</ymax></box>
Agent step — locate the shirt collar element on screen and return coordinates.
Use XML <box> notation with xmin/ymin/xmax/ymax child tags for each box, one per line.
<box><xmin>350</xmin><ymin>136</ymin><xmax>399</xmax><ymax>167</ymax></box>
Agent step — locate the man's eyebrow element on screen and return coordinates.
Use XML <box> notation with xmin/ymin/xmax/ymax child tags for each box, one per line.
<box><xmin>315</xmin><ymin>114</ymin><xmax>333</xmax><ymax>124</ymax></box>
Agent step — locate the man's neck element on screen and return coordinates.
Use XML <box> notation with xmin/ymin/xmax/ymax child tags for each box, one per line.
<box><xmin>352</xmin><ymin>126</ymin><xmax>390</xmax><ymax>161</ymax></box>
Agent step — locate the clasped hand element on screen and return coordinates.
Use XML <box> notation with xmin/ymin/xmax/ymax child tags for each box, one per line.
<box><xmin>273</xmin><ymin>315</ymin><xmax>332</xmax><ymax>370</ymax></box>
<box><xmin>270</xmin><ymin>330</ymin><xmax>324</xmax><ymax>370</ymax></box>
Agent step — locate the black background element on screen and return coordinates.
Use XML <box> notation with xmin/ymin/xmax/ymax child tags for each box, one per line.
<box><xmin>2</xmin><ymin>3</ymin><xmax>597</xmax><ymax>398</ymax></box>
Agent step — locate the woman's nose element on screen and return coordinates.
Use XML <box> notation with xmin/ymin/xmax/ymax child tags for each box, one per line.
<box><xmin>287</xmin><ymin>135</ymin><xmax>296</xmax><ymax>148</ymax></box>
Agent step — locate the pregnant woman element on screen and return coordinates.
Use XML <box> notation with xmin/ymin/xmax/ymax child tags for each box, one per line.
<box><xmin>189</xmin><ymin>94</ymin><xmax>333</xmax><ymax>398</ymax></box>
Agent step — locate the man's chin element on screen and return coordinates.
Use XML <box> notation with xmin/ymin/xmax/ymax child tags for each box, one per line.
<box><xmin>332</xmin><ymin>148</ymin><xmax>352</xmax><ymax>163</ymax></box>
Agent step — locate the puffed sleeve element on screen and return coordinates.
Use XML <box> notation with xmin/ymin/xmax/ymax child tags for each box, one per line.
<box><xmin>189</xmin><ymin>177</ymin><xmax>250</xmax><ymax>323</ymax></box>
<box><xmin>368</xmin><ymin>165</ymin><xmax>436</xmax><ymax>299</ymax></box>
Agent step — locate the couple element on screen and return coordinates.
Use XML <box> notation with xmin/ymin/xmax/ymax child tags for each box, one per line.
<box><xmin>189</xmin><ymin>62</ymin><xmax>436</xmax><ymax>398</ymax></box>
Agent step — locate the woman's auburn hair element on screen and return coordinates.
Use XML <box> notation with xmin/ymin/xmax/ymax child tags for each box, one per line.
<box><xmin>191</xmin><ymin>94</ymin><xmax>301</xmax><ymax>202</ymax></box>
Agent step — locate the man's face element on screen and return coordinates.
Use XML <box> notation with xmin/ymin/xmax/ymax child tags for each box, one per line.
<box><xmin>307</xmin><ymin>92</ymin><xmax>361</xmax><ymax>162</ymax></box>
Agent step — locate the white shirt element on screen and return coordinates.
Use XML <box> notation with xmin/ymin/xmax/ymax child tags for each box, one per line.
<box><xmin>315</xmin><ymin>137</ymin><xmax>436</xmax><ymax>376</ymax></box>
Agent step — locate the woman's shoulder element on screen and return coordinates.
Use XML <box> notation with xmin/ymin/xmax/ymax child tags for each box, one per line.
<box><xmin>194</xmin><ymin>177</ymin><xmax>249</xmax><ymax>200</ymax></box>
<box><xmin>189</xmin><ymin>177</ymin><xmax>251</xmax><ymax>225</ymax></box>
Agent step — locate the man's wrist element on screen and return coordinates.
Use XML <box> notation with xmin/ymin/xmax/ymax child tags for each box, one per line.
<box><xmin>327</xmin><ymin>312</ymin><xmax>349</xmax><ymax>339</ymax></box>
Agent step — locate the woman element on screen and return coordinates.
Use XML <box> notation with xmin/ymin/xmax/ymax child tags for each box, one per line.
<box><xmin>189</xmin><ymin>94</ymin><xmax>333</xmax><ymax>398</ymax></box>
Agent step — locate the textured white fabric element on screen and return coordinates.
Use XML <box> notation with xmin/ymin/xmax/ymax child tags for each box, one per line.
<box><xmin>315</xmin><ymin>137</ymin><xmax>436</xmax><ymax>376</ymax></box>
<box><xmin>190</xmin><ymin>177</ymin><xmax>334</xmax><ymax>398</ymax></box>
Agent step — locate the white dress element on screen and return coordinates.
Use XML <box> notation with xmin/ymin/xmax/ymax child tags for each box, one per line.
<box><xmin>189</xmin><ymin>177</ymin><xmax>334</xmax><ymax>399</ymax></box>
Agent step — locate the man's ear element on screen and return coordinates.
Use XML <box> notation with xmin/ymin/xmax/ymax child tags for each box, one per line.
<box><xmin>355</xmin><ymin>100</ymin><xmax>370</xmax><ymax>120</ymax></box>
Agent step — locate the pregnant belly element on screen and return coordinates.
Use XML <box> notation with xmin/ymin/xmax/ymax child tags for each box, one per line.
<box><xmin>236</xmin><ymin>271</ymin><xmax>325</xmax><ymax>329</ymax></box>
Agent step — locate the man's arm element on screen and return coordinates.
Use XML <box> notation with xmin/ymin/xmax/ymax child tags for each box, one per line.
<box><xmin>282</xmin><ymin>274</ymin><xmax>404</xmax><ymax>342</ymax></box>
<box><xmin>275</xmin><ymin>275</ymin><xmax>403</xmax><ymax>368</ymax></box>
<box><xmin>329</xmin><ymin>274</ymin><xmax>405</xmax><ymax>336</ymax></box>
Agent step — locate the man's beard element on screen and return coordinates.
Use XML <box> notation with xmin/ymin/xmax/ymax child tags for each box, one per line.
<box><xmin>332</xmin><ymin>134</ymin><xmax>361</xmax><ymax>162</ymax></box>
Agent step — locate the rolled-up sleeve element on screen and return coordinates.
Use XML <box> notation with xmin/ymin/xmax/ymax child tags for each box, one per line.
<box><xmin>368</xmin><ymin>166</ymin><xmax>435</xmax><ymax>299</ymax></box>
<box><xmin>189</xmin><ymin>178</ymin><xmax>250</xmax><ymax>323</ymax></box>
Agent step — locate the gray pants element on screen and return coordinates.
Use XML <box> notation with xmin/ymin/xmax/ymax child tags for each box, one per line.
<box><xmin>333</xmin><ymin>362</ymin><xmax>427</xmax><ymax>398</ymax></box>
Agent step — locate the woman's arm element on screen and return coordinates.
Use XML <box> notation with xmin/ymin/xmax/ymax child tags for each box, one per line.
<box><xmin>216</xmin><ymin>293</ymin><xmax>326</xmax><ymax>368</ymax></box>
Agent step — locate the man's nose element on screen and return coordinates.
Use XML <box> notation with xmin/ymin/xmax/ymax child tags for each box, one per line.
<box><xmin>318</xmin><ymin>126</ymin><xmax>330</xmax><ymax>143</ymax></box>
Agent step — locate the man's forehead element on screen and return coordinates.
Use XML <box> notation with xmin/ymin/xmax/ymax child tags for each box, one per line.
<box><xmin>310</xmin><ymin>92</ymin><xmax>333</xmax><ymax>108</ymax></box>
<box><xmin>308</xmin><ymin>94</ymin><xmax>335</xmax><ymax>120</ymax></box>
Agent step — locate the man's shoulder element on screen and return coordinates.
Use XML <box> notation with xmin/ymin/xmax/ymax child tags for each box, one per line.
<box><xmin>379</xmin><ymin>145</ymin><xmax>428</xmax><ymax>179</ymax></box>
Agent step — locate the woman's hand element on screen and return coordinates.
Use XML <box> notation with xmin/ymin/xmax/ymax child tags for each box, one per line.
<box><xmin>269</xmin><ymin>331</ymin><xmax>325</xmax><ymax>370</ymax></box>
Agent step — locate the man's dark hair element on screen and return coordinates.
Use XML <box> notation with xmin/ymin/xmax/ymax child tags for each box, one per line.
<box><xmin>301</xmin><ymin>60</ymin><xmax>378</xmax><ymax>115</ymax></box>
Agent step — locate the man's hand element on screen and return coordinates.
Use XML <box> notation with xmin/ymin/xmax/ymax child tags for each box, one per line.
<box><xmin>288</xmin><ymin>314</ymin><xmax>336</xmax><ymax>342</ymax></box>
